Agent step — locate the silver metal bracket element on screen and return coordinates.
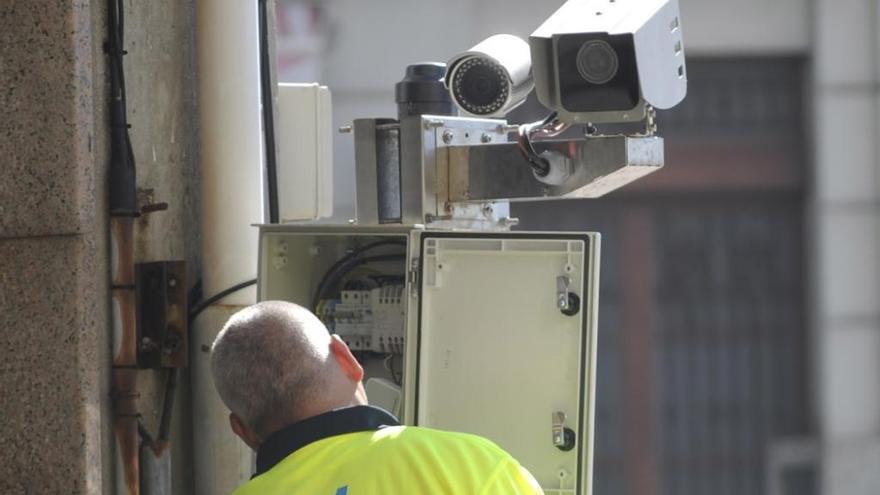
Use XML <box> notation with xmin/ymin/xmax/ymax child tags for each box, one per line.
<box><xmin>552</xmin><ymin>411</ymin><xmax>576</xmax><ymax>451</ymax></box>
<box><xmin>349</xmin><ymin>115</ymin><xmax>664</xmax><ymax>227</ymax></box>
<box><xmin>445</xmin><ymin>134</ymin><xmax>664</xmax><ymax>203</ymax></box>
<box><xmin>352</xmin><ymin>115</ymin><xmax>512</xmax><ymax>229</ymax></box>
<box><xmin>557</xmin><ymin>276</ymin><xmax>572</xmax><ymax>311</ymax></box>
<box><xmin>552</xmin><ymin>411</ymin><xmax>567</xmax><ymax>447</ymax></box>
<box><xmin>556</xmin><ymin>275</ymin><xmax>580</xmax><ymax>317</ymax></box>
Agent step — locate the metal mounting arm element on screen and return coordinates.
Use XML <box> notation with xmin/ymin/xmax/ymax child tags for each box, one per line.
<box><xmin>350</xmin><ymin>115</ymin><xmax>665</xmax><ymax>227</ymax></box>
<box><xmin>442</xmin><ymin>135</ymin><xmax>664</xmax><ymax>203</ymax></box>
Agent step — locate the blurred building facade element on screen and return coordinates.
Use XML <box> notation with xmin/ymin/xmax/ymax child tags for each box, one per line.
<box><xmin>277</xmin><ymin>0</ymin><xmax>880</xmax><ymax>494</ymax></box>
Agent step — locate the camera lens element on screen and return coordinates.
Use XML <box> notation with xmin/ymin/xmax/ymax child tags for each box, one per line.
<box><xmin>450</xmin><ymin>57</ymin><xmax>510</xmax><ymax>116</ymax></box>
<box><xmin>576</xmin><ymin>40</ymin><xmax>619</xmax><ymax>85</ymax></box>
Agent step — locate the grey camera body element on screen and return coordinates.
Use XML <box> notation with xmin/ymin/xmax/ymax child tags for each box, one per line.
<box><xmin>530</xmin><ymin>0</ymin><xmax>687</xmax><ymax>124</ymax></box>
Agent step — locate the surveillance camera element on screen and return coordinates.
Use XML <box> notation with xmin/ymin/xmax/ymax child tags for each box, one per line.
<box><xmin>530</xmin><ymin>0</ymin><xmax>687</xmax><ymax>124</ymax></box>
<box><xmin>445</xmin><ymin>34</ymin><xmax>534</xmax><ymax>118</ymax></box>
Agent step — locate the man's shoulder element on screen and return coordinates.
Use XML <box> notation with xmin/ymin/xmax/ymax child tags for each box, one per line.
<box><xmin>379</xmin><ymin>426</ymin><xmax>543</xmax><ymax>493</ymax></box>
<box><xmin>378</xmin><ymin>425</ymin><xmax>513</xmax><ymax>458</ymax></box>
<box><xmin>238</xmin><ymin>426</ymin><xmax>542</xmax><ymax>494</ymax></box>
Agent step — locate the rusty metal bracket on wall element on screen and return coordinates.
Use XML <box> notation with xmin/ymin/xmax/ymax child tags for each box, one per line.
<box><xmin>135</xmin><ymin>261</ymin><xmax>188</xmax><ymax>369</ymax></box>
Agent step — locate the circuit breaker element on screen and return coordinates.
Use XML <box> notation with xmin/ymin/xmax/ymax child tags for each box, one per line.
<box><xmin>258</xmin><ymin>225</ymin><xmax>599</xmax><ymax>495</ymax></box>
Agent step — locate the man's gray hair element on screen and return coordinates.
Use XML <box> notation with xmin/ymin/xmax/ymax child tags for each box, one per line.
<box><xmin>210</xmin><ymin>301</ymin><xmax>332</xmax><ymax>438</ymax></box>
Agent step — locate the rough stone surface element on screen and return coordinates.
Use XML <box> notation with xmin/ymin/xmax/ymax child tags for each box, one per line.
<box><xmin>0</xmin><ymin>0</ymin><xmax>109</xmax><ymax>493</ymax></box>
<box><xmin>0</xmin><ymin>235</ymin><xmax>104</xmax><ymax>494</ymax></box>
<box><xmin>0</xmin><ymin>1</ymin><xmax>97</xmax><ymax>238</ymax></box>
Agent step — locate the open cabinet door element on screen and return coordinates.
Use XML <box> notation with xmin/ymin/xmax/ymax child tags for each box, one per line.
<box><xmin>404</xmin><ymin>231</ymin><xmax>600</xmax><ymax>495</ymax></box>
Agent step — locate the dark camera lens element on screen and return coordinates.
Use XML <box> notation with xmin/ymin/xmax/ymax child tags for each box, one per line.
<box><xmin>451</xmin><ymin>57</ymin><xmax>509</xmax><ymax>115</ymax></box>
<box><xmin>576</xmin><ymin>40</ymin><xmax>619</xmax><ymax>85</ymax></box>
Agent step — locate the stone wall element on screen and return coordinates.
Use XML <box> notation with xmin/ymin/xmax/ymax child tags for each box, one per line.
<box><xmin>0</xmin><ymin>1</ymin><xmax>108</xmax><ymax>492</ymax></box>
<box><xmin>0</xmin><ymin>0</ymin><xmax>200</xmax><ymax>492</ymax></box>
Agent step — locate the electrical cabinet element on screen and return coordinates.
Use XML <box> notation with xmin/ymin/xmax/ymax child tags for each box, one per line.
<box><xmin>258</xmin><ymin>225</ymin><xmax>599</xmax><ymax>495</ymax></box>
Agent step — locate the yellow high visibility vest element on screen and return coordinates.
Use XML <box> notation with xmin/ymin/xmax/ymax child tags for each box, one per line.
<box><xmin>235</xmin><ymin>406</ymin><xmax>543</xmax><ymax>495</ymax></box>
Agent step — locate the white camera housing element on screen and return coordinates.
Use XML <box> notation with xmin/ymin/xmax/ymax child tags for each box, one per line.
<box><xmin>530</xmin><ymin>0</ymin><xmax>687</xmax><ymax>124</ymax></box>
<box><xmin>445</xmin><ymin>34</ymin><xmax>534</xmax><ymax>118</ymax></box>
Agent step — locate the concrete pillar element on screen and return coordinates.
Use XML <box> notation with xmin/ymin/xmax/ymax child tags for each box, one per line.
<box><xmin>812</xmin><ymin>0</ymin><xmax>880</xmax><ymax>493</ymax></box>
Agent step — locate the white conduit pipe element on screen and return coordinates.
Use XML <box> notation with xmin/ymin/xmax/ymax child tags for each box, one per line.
<box><xmin>194</xmin><ymin>0</ymin><xmax>264</xmax><ymax>492</ymax></box>
<box><xmin>197</xmin><ymin>0</ymin><xmax>264</xmax><ymax>303</ymax></box>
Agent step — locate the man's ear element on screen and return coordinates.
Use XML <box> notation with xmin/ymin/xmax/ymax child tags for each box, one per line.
<box><xmin>229</xmin><ymin>413</ymin><xmax>261</xmax><ymax>450</ymax></box>
<box><xmin>330</xmin><ymin>334</ymin><xmax>364</xmax><ymax>383</ymax></box>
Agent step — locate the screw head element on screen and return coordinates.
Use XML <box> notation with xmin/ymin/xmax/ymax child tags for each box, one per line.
<box><xmin>442</xmin><ymin>130</ymin><xmax>454</xmax><ymax>144</ymax></box>
<box><xmin>480</xmin><ymin>133</ymin><xmax>492</xmax><ymax>143</ymax></box>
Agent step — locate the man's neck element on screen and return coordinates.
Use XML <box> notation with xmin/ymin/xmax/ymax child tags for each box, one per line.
<box><xmin>253</xmin><ymin>405</ymin><xmax>400</xmax><ymax>477</ymax></box>
<box><xmin>261</xmin><ymin>395</ymin><xmax>368</xmax><ymax>444</ymax></box>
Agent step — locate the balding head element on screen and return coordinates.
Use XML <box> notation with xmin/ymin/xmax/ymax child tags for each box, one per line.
<box><xmin>211</xmin><ymin>301</ymin><xmax>366</xmax><ymax>441</ymax></box>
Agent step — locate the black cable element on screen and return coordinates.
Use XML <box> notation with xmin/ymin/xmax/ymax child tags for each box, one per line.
<box><xmin>540</xmin><ymin>111</ymin><xmax>559</xmax><ymax>127</ymax></box>
<box><xmin>312</xmin><ymin>241</ymin><xmax>405</xmax><ymax>309</ymax></box>
<box><xmin>157</xmin><ymin>368</ymin><xmax>177</xmax><ymax>443</ymax></box>
<box><xmin>137</xmin><ymin>418</ymin><xmax>155</xmax><ymax>447</ymax></box>
<box><xmin>388</xmin><ymin>354</ymin><xmax>402</xmax><ymax>386</ymax></box>
<box><xmin>258</xmin><ymin>0</ymin><xmax>280</xmax><ymax>223</ymax></box>
<box><xmin>107</xmin><ymin>0</ymin><xmax>137</xmax><ymax>214</ymax></box>
<box><xmin>313</xmin><ymin>254</ymin><xmax>407</xmax><ymax>312</ymax></box>
<box><xmin>116</xmin><ymin>0</ymin><xmax>129</xmax><ymax>104</ymax></box>
<box><xmin>144</xmin><ymin>279</ymin><xmax>258</xmax><ymax>448</ymax></box>
<box><xmin>516</xmin><ymin>111</ymin><xmax>563</xmax><ymax>178</ymax></box>
<box><xmin>188</xmin><ymin>279</ymin><xmax>258</xmax><ymax>323</ymax></box>
<box><xmin>139</xmin><ymin>367</ymin><xmax>177</xmax><ymax>449</ymax></box>
<box><xmin>311</xmin><ymin>241</ymin><xmax>407</xmax><ymax>310</ymax></box>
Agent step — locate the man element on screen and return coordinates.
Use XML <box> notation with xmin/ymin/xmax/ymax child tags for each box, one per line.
<box><xmin>211</xmin><ymin>300</ymin><xmax>544</xmax><ymax>494</ymax></box>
